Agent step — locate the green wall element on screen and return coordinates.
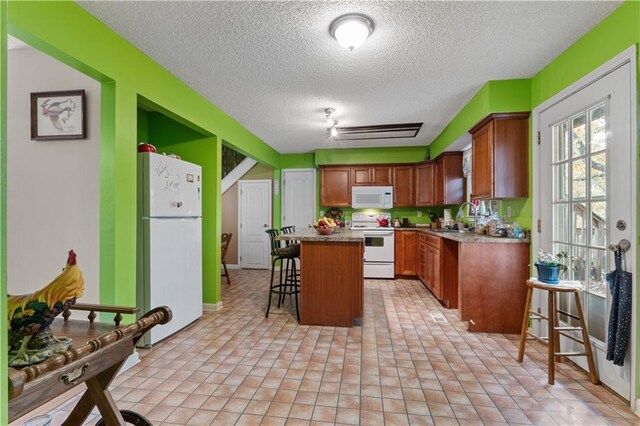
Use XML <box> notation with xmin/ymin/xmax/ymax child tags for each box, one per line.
<box><xmin>6</xmin><ymin>0</ymin><xmax>280</xmax><ymax>313</ymax></box>
<box><xmin>315</xmin><ymin>146</ymin><xmax>427</xmax><ymax>165</ymax></box>
<box><xmin>1</xmin><ymin>1</ymin><xmax>7</xmax><ymax>423</ymax></box>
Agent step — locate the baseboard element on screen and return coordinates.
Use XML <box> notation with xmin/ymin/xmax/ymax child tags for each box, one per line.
<box><xmin>225</xmin><ymin>263</ymin><xmax>241</xmax><ymax>269</ymax></box>
<box><xmin>203</xmin><ymin>302</ymin><xmax>223</xmax><ymax>311</ymax></box>
<box><xmin>635</xmin><ymin>398</ymin><xmax>640</xmax><ymax>417</ymax></box>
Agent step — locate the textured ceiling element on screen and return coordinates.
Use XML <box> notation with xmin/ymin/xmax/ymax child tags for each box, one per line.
<box><xmin>78</xmin><ymin>1</ymin><xmax>621</xmax><ymax>154</ymax></box>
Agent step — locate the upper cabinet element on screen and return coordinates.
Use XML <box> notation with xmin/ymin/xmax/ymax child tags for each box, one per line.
<box><xmin>392</xmin><ymin>165</ymin><xmax>414</xmax><ymax>207</ymax></box>
<box><xmin>434</xmin><ymin>152</ymin><xmax>464</xmax><ymax>205</ymax></box>
<box><xmin>352</xmin><ymin>165</ymin><xmax>392</xmax><ymax>186</ymax></box>
<box><xmin>470</xmin><ymin>112</ymin><xmax>530</xmax><ymax>199</ymax></box>
<box><xmin>319</xmin><ymin>166</ymin><xmax>351</xmax><ymax>206</ymax></box>
<box><xmin>415</xmin><ymin>162</ymin><xmax>434</xmax><ymax>206</ymax></box>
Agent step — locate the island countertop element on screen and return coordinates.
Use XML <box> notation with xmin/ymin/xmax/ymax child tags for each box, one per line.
<box><xmin>275</xmin><ymin>228</ymin><xmax>364</xmax><ymax>242</ymax></box>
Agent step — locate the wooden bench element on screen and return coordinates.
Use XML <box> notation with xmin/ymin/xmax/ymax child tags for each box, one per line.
<box><xmin>9</xmin><ymin>304</ymin><xmax>172</xmax><ymax>425</ymax></box>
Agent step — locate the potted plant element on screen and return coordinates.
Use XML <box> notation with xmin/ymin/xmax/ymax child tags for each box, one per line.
<box><xmin>535</xmin><ymin>249</ymin><xmax>571</xmax><ymax>284</ymax></box>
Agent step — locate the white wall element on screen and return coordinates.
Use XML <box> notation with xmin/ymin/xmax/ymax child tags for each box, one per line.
<box><xmin>7</xmin><ymin>45</ymin><xmax>100</xmax><ymax>303</ymax></box>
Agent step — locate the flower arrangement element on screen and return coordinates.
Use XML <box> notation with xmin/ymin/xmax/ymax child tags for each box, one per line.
<box><xmin>535</xmin><ymin>249</ymin><xmax>574</xmax><ymax>284</ymax></box>
<box><xmin>536</xmin><ymin>250</ymin><xmax>571</xmax><ymax>273</ymax></box>
<box><xmin>325</xmin><ymin>207</ymin><xmax>345</xmax><ymax>227</ymax></box>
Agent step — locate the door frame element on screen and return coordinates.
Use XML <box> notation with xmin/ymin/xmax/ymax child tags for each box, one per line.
<box><xmin>532</xmin><ymin>45</ymin><xmax>637</xmax><ymax>409</ymax></box>
<box><xmin>281</xmin><ymin>168</ymin><xmax>317</xmax><ymax>228</ymax></box>
<box><xmin>238</xmin><ymin>179</ymin><xmax>272</xmax><ymax>269</ymax></box>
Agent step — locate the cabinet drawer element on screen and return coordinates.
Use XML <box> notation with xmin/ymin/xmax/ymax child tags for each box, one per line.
<box><xmin>418</xmin><ymin>233</ymin><xmax>427</xmax><ymax>243</ymax></box>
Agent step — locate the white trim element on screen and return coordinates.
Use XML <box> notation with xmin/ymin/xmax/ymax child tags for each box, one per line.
<box><xmin>203</xmin><ymin>302</ymin><xmax>223</xmax><ymax>311</ymax></box>
<box><xmin>532</xmin><ymin>44</ymin><xmax>637</xmax><ymax>408</ymax></box>
<box><xmin>223</xmin><ymin>263</ymin><xmax>241</xmax><ymax>269</ymax></box>
<box><xmin>221</xmin><ymin>157</ymin><xmax>258</xmax><ymax>195</ymax></box>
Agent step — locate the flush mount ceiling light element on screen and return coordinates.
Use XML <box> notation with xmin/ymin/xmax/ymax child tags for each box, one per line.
<box><xmin>329</xmin><ymin>13</ymin><xmax>374</xmax><ymax>51</ymax></box>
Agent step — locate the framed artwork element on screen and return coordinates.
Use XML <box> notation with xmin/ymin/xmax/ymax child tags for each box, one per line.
<box><xmin>30</xmin><ymin>89</ymin><xmax>86</xmax><ymax>140</ymax></box>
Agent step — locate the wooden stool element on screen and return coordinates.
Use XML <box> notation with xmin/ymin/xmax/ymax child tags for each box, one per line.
<box><xmin>517</xmin><ymin>279</ymin><xmax>599</xmax><ymax>385</ymax></box>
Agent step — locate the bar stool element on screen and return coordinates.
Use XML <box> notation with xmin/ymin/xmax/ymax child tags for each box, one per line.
<box><xmin>517</xmin><ymin>279</ymin><xmax>599</xmax><ymax>385</ymax></box>
<box><xmin>265</xmin><ymin>229</ymin><xmax>300</xmax><ymax>321</ymax></box>
<box><xmin>280</xmin><ymin>226</ymin><xmax>300</xmax><ymax>300</ymax></box>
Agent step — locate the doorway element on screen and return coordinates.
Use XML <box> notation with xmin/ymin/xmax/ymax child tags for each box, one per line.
<box><xmin>238</xmin><ymin>179</ymin><xmax>272</xmax><ymax>269</ymax></box>
<box><xmin>534</xmin><ymin>47</ymin><xmax>637</xmax><ymax>401</ymax></box>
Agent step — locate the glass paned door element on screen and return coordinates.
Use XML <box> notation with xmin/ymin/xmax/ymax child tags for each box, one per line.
<box><xmin>552</xmin><ymin>103</ymin><xmax>607</xmax><ymax>341</ymax></box>
<box><xmin>537</xmin><ymin>60</ymin><xmax>634</xmax><ymax>400</ymax></box>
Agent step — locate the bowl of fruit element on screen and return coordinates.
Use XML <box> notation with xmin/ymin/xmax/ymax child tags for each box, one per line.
<box><xmin>313</xmin><ymin>217</ymin><xmax>337</xmax><ymax>235</ymax></box>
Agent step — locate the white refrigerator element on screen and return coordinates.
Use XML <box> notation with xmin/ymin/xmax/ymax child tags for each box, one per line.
<box><xmin>138</xmin><ymin>152</ymin><xmax>203</xmax><ymax>346</ymax></box>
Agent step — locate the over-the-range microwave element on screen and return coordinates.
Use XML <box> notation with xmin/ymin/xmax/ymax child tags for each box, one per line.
<box><xmin>351</xmin><ymin>186</ymin><xmax>393</xmax><ymax>209</ymax></box>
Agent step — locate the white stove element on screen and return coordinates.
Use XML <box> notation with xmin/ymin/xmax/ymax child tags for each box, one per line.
<box><xmin>351</xmin><ymin>213</ymin><xmax>395</xmax><ymax>279</ymax></box>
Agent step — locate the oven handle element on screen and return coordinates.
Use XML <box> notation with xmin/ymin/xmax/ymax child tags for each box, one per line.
<box><xmin>364</xmin><ymin>232</ymin><xmax>394</xmax><ymax>237</ymax></box>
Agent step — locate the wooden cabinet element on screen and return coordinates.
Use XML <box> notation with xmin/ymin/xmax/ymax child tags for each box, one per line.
<box><xmin>352</xmin><ymin>165</ymin><xmax>392</xmax><ymax>186</ymax></box>
<box><xmin>320</xmin><ymin>166</ymin><xmax>351</xmax><ymax>206</ymax></box>
<box><xmin>415</xmin><ymin>162</ymin><xmax>434</xmax><ymax>206</ymax></box>
<box><xmin>469</xmin><ymin>112</ymin><xmax>530</xmax><ymax>199</ymax></box>
<box><xmin>418</xmin><ymin>233</ymin><xmax>442</xmax><ymax>299</ymax></box>
<box><xmin>434</xmin><ymin>153</ymin><xmax>464</xmax><ymax>205</ymax></box>
<box><xmin>371</xmin><ymin>166</ymin><xmax>392</xmax><ymax>185</ymax></box>
<box><xmin>395</xmin><ymin>231</ymin><xmax>417</xmax><ymax>276</ymax></box>
<box><xmin>392</xmin><ymin>165</ymin><xmax>414</xmax><ymax>207</ymax></box>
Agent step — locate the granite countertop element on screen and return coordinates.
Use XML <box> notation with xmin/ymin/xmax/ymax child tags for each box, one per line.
<box><xmin>275</xmin><ymin>228</ymin><xmax>364</xmax><ymax>242</ymax></box>
<box><xmin>393</xmin><ymin>226</ymin><xmax>529</xmax><ymax>244</ymax></box>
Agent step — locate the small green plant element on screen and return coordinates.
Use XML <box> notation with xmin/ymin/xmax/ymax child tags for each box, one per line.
<box><xmin>536</xmin><ymin>249</ymin><xmax>574</xmax><ymax>275</ymax></box>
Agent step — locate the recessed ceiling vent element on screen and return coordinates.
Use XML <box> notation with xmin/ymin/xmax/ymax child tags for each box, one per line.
<box><xmin>334</xmin><ymin>123</ymin><xmax>423</xmax><ymax>141</ymax></box>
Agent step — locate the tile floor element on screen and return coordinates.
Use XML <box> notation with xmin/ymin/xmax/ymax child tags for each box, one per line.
<box><xmin>15</xmin><ymin>269</ymin><xmax>638</xmax><ymax>425</ymax></box>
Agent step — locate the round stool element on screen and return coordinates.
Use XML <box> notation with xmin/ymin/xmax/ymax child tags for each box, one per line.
<box><xmin>517</xmin><ymin>279</ymin><xmax>599</xmax><ymax>385</ymax></box>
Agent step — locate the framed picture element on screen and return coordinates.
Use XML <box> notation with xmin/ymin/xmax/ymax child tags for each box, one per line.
<box><xmin>30</xmin><ymin>89</ymin><xmax>86</xmax><ymax>140</ymax></box>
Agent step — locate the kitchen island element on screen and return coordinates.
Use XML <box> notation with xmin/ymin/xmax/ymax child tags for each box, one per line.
<box><xmin>276</xmin><ymin>229</ymin><xmax>364</xmax><ymax>327</ymax></box>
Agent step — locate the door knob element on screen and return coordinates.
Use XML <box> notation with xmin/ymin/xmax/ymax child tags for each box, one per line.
<box><xmin>608</xmin><ymin>239</ymin><xmax>631</xmax><ymax>253</ymax></box>
<box><xmin>263</xmin><ymin>224</ymin><xmax>268</xmax><ymax>227</ymax></box>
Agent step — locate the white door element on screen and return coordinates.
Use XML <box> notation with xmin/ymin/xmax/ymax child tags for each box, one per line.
<box><xmin>282</xmin><ymin>168</ymin><xmax>316</xmax><ymax>230</ymax></box>
<box><xmin>535</xmin><ymin>49</ymin><xmax>636</xmax><ymax>400</ymax></box>
<box><xmin>239</xmin><ymin>180</ymin><xmax>271</xmax><ymax>269</ymax></box>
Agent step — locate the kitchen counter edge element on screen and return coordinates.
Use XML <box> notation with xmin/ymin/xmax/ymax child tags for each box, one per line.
<box><xmin>275</xmin><ymin>229</ymin><xmax>364</xmax><ymax>242</ymax></box>
<box><xmin>393</xmin><ymin>227</ymin><xmax>529</xmax><ymax>244</ymax></box>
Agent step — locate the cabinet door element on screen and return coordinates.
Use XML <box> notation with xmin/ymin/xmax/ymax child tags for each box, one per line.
<box><xmin>415</xmin><ymin>162</ymin><xmax>434</xmax><ymax>206</ymax></box>
<box><xmin>394</xmin><ymin>231</ymin><xmax>417</xmax><ymax>276</ymax></box>
<box><xmin>352</xmin><ymin>167</ymin><xmax>372</xmax><ymax>186</ymax></box>
<box><xmin>434</xmin><ymin>157</ymin><xmax>445</xmax><ymax>205</ymax></box>
<box><xmin>431</xmin><ymin>247</ymin><xmax>442</xmax><ymax>299</ymax></box>
<box><xmin>471</xmin><ymin>120</ymin><xmax>494</xmax><ymax>199</ymax></box>
<box><xmin>418</xmin><ymin>242</ymin><xmax>427</xmax><ymax>283</ymax></box>
<box><xmin>371</xmin><ymin>166</ymin><xmax>392</xmax><ymax>186</ymax></box>
<box><xmin>320</xmin><ymin>167</ymin><xmax>351</xmax><ymax>206</ymax></box>
<box><xmin>392</xmin><ymin>166</ymin><xmax>415</xmax><ymax>207</ymax></box>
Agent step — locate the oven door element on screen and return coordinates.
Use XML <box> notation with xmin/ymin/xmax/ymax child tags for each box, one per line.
<box><xmin>363</xmin><ymin>231</ymin><xmax>395</xmax><ymax>262</ymax></box>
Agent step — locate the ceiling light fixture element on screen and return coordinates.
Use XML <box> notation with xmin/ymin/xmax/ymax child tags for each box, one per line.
<box><xmin>324</xmin><ymin>107</ymin><xmax>336</xmax><ymax>128</ymax></box>
<box><xmin>329</xmin><ymin>13</ymin><xmax>374</xmax><ymax>51</ymax></box>
<box><xmin>330</xmin><ymin>123</ymin><xmax>339</xmax><ymax>137</ymax></box>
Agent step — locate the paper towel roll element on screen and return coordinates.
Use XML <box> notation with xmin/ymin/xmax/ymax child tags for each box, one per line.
<box><xmin>443</xmin><ymin>209</ymin><xmax>452</xmax><ymax>224</ymax></box>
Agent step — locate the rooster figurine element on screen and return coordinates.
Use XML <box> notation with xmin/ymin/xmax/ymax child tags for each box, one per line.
<box><xmin>8</xmin><ymin>250</ymin><xmax>84</xmax><ymax>366</ymax></box>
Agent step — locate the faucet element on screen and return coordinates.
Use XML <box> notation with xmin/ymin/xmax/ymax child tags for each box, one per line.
<box><xmin>456</xmin><ymin>202</ymin><xmax>478</xmax><ymax>230</ymax></box>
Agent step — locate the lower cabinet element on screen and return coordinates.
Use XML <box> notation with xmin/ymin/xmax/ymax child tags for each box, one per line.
<box><xmin>395</xmin><ymin>231</ymin><xmax>417</xmax><ymax>276</ymax></box>
<box><xmin>418</xmin><ymin>233</ymin><xmax>442</xmax><ymax>299</ymax></box>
